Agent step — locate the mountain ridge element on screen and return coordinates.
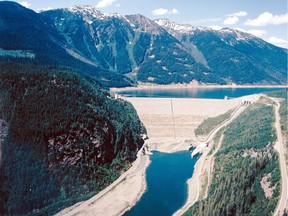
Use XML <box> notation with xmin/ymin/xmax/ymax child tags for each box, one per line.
<box><xmin>0</xmin><ymin>1</ymin><xmax>287</xmax><ymax>86</ymax></box>
<box><xmin>155</xmin><ymin>18</ymin><xmax>287</xmax><ymax>84</ymax></box>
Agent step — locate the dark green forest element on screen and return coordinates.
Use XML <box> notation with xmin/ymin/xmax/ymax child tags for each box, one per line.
<box><xmin>195</xmin><ymin>109</ymin><xmax>233</xmax><ymax>136</ymax></box>
<box><xmin>184</xmin><ymin>99</ymin><xmax>281</xmax><ymax>216</ymax></box>
<box><xmin>0</xmin><ymin>63</ymin><xmax>146</xmax><ymax>215</ymax></box>
<box><xmin>266</xmin><ymin>90</ymin><xmax>287</xmax><ymax>216</ymax></box>
<box><xmin>265</xmin><ymin>90</ymin><xmax>287</xmax><ymax>132</ymax></box>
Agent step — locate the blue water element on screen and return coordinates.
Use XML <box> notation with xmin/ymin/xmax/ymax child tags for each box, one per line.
<box><xmin>118</xmin><ymin>87</ymin><xmax>284</xmax><ymax>99</ymax></box>
<box><xmin>125</xmin><ymin>151</ymin><xmax>199</xmax><ymax>216</ymax></box>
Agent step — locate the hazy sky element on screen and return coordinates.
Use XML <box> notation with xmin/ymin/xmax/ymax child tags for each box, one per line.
<box><xmin>8</xmin><ymin>0</ymin><xmax>288</xmax><ymax>48</ymax></box>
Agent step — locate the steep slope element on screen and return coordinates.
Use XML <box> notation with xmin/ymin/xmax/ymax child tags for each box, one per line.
<box><xmin>156</xmin><ymin>19</ymin><xmax>287</xmax><ymax>85</ymax></box>
<box><xmin>184</xmin><ymin>98</ymin><xmax>281</xmax><ymax>216</ymax></box>
<box><xmin>42</xmin><ymin>6</ymin><xmax>221</xmax><ymax>85</ymax></box>
<box><xmin>41</xmin><ymin>6</ymin><xmax>135</xmax><ymax>74</ymax></box>
<box><xmin>0</xmin><ymin>63</ymin><xmax>146</xmax><ymax>215</ymax></box>
<box><xmin>125</xmin><ymin>14</ymin><xmax>223</xmax><ymax>84</ymax></box>
<box><xmin>0</xmin><ymin>2</ymin><xmax>286</xmax><ymax>86</ymax></box>
<box><xmin>0</xmin><ymin>1</ymin><xmax>130</xmax><ymax>87</ymax></box>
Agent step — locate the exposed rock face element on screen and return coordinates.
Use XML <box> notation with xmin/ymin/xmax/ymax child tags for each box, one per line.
<box><xmin>0</xmin><ymin>63</ymin><xmax>146</xmax><ymax>215</ymax></box>
<box><xmin>48</xmin><ymin>121</ymin><xmax>113</xmax><ymax>167</ymax></box>
<box><xmin>0</xmin><ymin>119</ymin><xmax>8</xmax><ymax>167</ymax></box>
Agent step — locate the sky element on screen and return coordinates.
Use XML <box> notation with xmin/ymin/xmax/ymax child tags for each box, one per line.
<box><xmin>7</xmin><ymin>0</ymin><xmax>288</xmax><ymax>48</ymax></box>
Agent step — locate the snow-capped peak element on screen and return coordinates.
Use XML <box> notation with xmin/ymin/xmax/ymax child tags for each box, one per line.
<box><xmin>155</xmin><ymin>18</ymin><xmax>261</xmax><ymax>46</ymax></box>
<box><xmin>68</xmin><ymin>5</ymin><xmax>106</xmax><ymax>23</ymax></box>
<box><xmin>68</xmin><ymin>5</ymin><xmax>101</xmax><ymax>16</ymax></box>
<box><xmin>67</xmin><ymin>5</ymin><xmax>127</xmax><ymax>23</ymax></box>
<box><xmin>218</xmin><ymin>28</ymin><xmax>255</xmax><ymax>41</ymax></box>
<box><xmin>125</xmin><ymin>14</ymin><xmax>165</xmax><ymax>34</ymax></box>
<box><xmin>155</xmin><ymin>18</ymin><xmax>211</xmax><ymax>34</ymax></box>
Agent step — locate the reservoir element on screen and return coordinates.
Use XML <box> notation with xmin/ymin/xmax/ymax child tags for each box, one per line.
<box><xmin>117</xmin><ymin>87</ymin><xmax>284</xmax><ymax>99</ymax></box>
<box><xmin>125</xmin><ymin>151</ymin><xmax>200</xmax><ymax>216</ymax></box>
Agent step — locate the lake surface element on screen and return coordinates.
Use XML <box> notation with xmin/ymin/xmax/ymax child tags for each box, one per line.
<box><xmin>125</xmin><ymin>151</ymin><xmax>199</xmax><ymax>216</ymax></box>
<box><xmin>117</xmin><ymin>87</ymin><xmax>284</xmax><ymax>99</ymax></box>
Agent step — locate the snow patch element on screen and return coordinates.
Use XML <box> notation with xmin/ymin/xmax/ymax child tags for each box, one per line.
<box><xmin>230</xmin><ymin>58</ymin><xmax>240</xmax><ymax>63</ymax></box>
<box><xmin>162</xmin><ymin>66</ymin><xmax>168</xmax><ymax>71</ymax></box>
<box><xmin>67</xmin><ymin>5</ymin><xmax>134</xmax><ymax>27</ymax></box>
<box><xmin>155</xmin><ymin>18</ymin><xmax>211</xmax><ymax>34</ymax></box>
<box><xmin>147</xmin><ymin>77</ymin><xmax>155</xmax><ymax>81</ymax></box>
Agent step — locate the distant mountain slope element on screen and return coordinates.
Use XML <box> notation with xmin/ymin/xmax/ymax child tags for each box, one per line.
<box><xmin>0</xmin><ymin>2</ymin><xmax>131</xmax><ymax>87</ymax></box>
<box><xmin>0</xmin><ymin>63</ymin><xmax>146</xmax><ymax>215</ymax></box>
<box><xmin>42</xmin><ymin>6</ymin><xmax>222</xmax><ymax>85</ymax></box>
<box><xmin>0</xmin><ymin>1</ymin><xmax>287</xmax><ymax>86</ymax></box>
<box><xmin>156</xmin><ymin>19</ymin><xmax>287</xmax><ymax>85</ymax></box>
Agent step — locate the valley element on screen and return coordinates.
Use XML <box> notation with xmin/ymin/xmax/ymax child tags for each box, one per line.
<box><xmin>0</xmin><ymin>2</ymin><xmax>287</xmax><ymax>87</ymax></box>
<box><xmin>0</xmin><ymin>1</ymin><xmax>287</xmax><ymax>216</ymax></box>
<box><xmin>54</xmin><ymin>89</ymin><xmax>287</xmax><ymax>216</ymax></box>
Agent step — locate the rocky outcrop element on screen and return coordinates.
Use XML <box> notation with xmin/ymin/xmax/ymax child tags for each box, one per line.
<box><xmin>0</xmin><ymin>119</ymin><xmax>8</xmax><ymax>166</ymax></box>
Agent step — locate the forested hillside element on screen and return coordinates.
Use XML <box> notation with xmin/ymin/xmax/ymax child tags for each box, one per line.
<box><xmin>265</xmin><ymin>90</ymin><xmax>287</xmax><ymax>132</ymax></box>
<box><xmin>0</xmin><ymin>63</ymin><xmax>146</xmax><ymax>215</ymax></box>
<box><xmin>184</xmin><ymin>98</ymin><xmax>281</xmax><ymax>216</ymax></box>
<box><xmin>0</xmin><ymin>1</ymin><xmax>131</xmax><ymax>87</ymax></box>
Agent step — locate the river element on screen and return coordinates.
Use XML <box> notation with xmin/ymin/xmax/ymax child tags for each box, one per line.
<box><xmin>125</xmin><ymin>151</ymin><xmax>200</xmax><ymax>216</ymax></box>
<box><xmin>122</xmin><ymin>87</ymin><xmax>284</xmax><ymax>215</ymax></box>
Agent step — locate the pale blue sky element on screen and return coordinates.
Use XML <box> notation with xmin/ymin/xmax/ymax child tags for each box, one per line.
<box><xmin>4</xmin><ymin>0</ymin><xmax>288</xmax><ymax>48</ymax></box>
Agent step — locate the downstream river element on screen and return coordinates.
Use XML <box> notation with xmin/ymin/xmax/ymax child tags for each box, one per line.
<box><xmin>125</xmin><ymin>151</ymin><xmax>200</xmax><ymax>216</ymax></box>
<box><xmin>117</xmin><ymin>87</ymin><xmax>284</xmax><ymax>99</ymax></box>
<box><xmin>122</xmin><ymin>87</ymin><xmax>284</xmax><ymax>215</ymax></box>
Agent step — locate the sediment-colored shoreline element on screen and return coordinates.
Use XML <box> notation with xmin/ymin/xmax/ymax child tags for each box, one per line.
<box><xmin>56</xmin><ymin>94</ymin><xmax>269</xmax><ymax>216</ymax></box>
<box><xmin>55</xmin><ymin>145</ymin><xmax>150</xmax><ymax>216</ymax></box>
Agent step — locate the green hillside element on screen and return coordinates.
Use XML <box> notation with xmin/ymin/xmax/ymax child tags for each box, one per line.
<box><xmin>184</xmin><ymin>98</ymin><xmax>281</xmax><ymax>216</ymax></box>
<box><xmin>0</xmin><ymin>63</ymin><xmax>146</xmax><ymax>215</ymax></box>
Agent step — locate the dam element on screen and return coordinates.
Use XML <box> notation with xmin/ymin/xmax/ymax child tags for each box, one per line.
<box><xmin>122</xmin><ymin>96</ymin><xmax>240</xmax><ymax>140</ymax></box>
<box><xmin>56</xmin><ymin>90</ymin><xmax>274</xmax><ymax>216</ymax></box>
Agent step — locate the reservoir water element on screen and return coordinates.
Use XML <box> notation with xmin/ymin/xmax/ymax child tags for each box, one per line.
<box><xmin>117</xmin><ymin>87</ymin><xmax>284</xmax><ymax>99</ymax></box>
<box><xmin>122</xmin><ymin>87</ymin><xmax>284</xmax><ymax>216</ymax></box>
<box><xmin>125</xmin><ymin>151</ymin><xmax>200</xmax><ymax>216</ymax></box>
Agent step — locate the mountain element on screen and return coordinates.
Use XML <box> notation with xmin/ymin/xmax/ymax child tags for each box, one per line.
<box><xmin>0</xmin><ymin>63</ymin><xmax>146</xmax><ymax>215</ymax></box>
<box><xmin>0</xmin><ymin>1</ymin><xmax>287</xmax><ymax>86</ymax></box>
<box><xmin>155</xmin><ymin>19</ymin><xmax>287</xmax><ymax>84</ymax></box>
<box><xmin>41</xmin><ymin>6</ymin><xmax>222</xmax><ymax>85</ymax></box>
<box><xmin>0</xmin><ymin>2</ymin><xmax>131</xmax><ymax>87</ymax></box>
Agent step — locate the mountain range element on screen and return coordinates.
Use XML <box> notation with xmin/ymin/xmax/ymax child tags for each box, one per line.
<box><xmin>0</xmin><ymin>1</ymin><xmax>287</xmax><ymax>86</ymax></box>
<box><xmin>0</xmin><ymin>1</ymin><xmax>287</xmax><ymax>215</ymax></box>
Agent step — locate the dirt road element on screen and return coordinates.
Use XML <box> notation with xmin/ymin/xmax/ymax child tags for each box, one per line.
<box><xmin>270</xmin><ymin>97</ymin><xmax>287</xmax><ymax>216</ymax></box>
<box><xmin>174</xmin><ymin>103</ymin><xmax>247</xmax><ymax>216</ymax></box>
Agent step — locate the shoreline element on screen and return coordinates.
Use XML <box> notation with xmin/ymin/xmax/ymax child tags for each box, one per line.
<box><xmin>56</xmin><ymin>94</ymin><xmax>270</xmax><ymax>216</ymax></box>
<box><xmin>55</xmin><ymin>145</ymin><xmax>150</xmax><ymax>216</ymax></box>
<box><xmin>118</xmin><ymin>153</ymin><xmax>151</xmax><ymax>216</ymax></box>
<box><xmin>174</xmin><ymin>102</ymin><xmax>248</xmax><ymax>215</ymax></box>
<box><xmin>110</xmin><ymin>84</ymin><xmax>287</xmax><ymax>92</ymax></box>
